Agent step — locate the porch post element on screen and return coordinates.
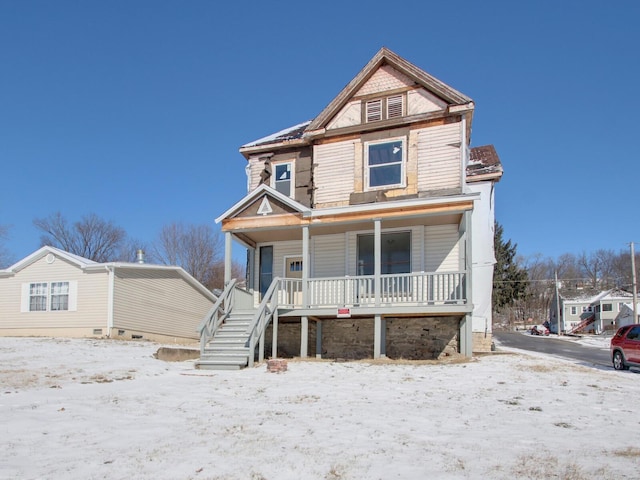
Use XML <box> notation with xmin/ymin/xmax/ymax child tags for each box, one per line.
<box><xmin>374</xmin><ymin>314</ymin><xmax>382</xmax><ymax>359</ymax></box>
<box><xmin>302</xmin><ymin>226</ymin><xmax>309</xmax><ymax>307</ymax></box>
<box><xmin>224</xmin><ymin>231</ymin><xmax>232</xmax><ymax>285</ymax></box>
<box><xmin>316</xmin><ymin>320</ymin><xmax>322</xmax><ymax>358</ymax></box>
<box><xmin>301</xmin><ymin>316</ymin><xmax>309</xmax><ymax>357</ymax></box>
<box><xmin>461</xmin><ymin>314</ymin><xmax>472</xmax><ymax>357</ymax></box>
<box><xmin>272</xmin><ymin>308</ymin><xmax>279</xmax><ymax>358</ymax></box>
<box><xmin>374</xmin><ymin>219</ymin><xmax>381</xmax><ymax>307</ymax></box>
<box><xmin>381</xmin><ymin>317</ymin><xmax>386</xmax><ymax>357</ymax></box>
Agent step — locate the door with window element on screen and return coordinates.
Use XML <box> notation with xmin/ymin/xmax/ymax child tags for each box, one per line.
<box><xmin>284</xmin><ymin>256</ymin><xmax>303</xmax><ymax>305</ymax></box>
<box><xmin>259</xmin><ymin>246</ymin><xmax>273</xmax><ymax>299</ymax></box>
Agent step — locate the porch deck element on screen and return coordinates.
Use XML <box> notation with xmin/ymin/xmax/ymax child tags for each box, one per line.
<box><xmin>275</xmin><ymin>271</ymin><xmax>468</xmax><ymax>315</ymax></box>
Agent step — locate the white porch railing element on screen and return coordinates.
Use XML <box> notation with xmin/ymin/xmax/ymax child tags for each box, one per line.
<box><xmin>278</xmin><ymin>271</ymin><xmax>467</xmax><ymax>308</ymax></box>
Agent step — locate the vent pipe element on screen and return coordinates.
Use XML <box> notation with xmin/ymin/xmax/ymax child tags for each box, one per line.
<box><xmin>136</xmin><ymin>249</ymin><xmax>145</xmax><ymax>264</ymax></box>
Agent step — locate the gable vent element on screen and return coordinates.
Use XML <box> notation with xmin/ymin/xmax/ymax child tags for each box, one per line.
<box><xmin>366</xmin><ymin>99</ymin><xmax>382</xmax><ymax>122</ymax></box>
<box><xmin>387</xmin><ymin>95</ymin><xmax>403</xmax><ymax>118</ymax></box>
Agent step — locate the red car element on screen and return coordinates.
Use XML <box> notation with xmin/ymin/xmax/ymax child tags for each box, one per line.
<box><xmin>610</xmin><ymin>324</ymin><xmax>640</xmax><ymax>370</ymax></box>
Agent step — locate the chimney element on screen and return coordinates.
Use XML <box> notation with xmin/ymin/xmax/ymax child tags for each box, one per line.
<box><xmin>136</xmin><ymin>249</ymin><xmax>145</xmax><ymax>264</ymax></box>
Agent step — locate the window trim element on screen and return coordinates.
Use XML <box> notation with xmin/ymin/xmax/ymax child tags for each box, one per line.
<box><xmin>21</xmin><ymin>281</ymin><xmax>77</xmax><ymax>313</ymax></box>
<box><xmin>570</xmin><ymin>306</ymin><xmax>577</xmax><ymax>315</ymax></box>
<box><xmin>364</xmin><ymin>137</ymin><xmax>406</xmax><ymax>191</ymax></box>
<box><xmin>270</xmin><ymin>160</ymin><xmax>295</xmax><ymax>198</ymax></box>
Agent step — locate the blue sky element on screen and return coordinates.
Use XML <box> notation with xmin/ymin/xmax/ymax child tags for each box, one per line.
<box><xmin>1</xmin><ymin>0</ymin><xmax>639</xmax><ymax>265</ymax></box>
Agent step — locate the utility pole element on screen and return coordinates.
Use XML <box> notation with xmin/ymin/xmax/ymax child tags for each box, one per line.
<box><xmin>555</xmin><ymin>270</ymin><xmax>562</xmax><ymax>335</ymax></box>
<box><xmin>631</xmin><ymin>242</ymin><xmax>638</xmax><ymax>324</ymax></box>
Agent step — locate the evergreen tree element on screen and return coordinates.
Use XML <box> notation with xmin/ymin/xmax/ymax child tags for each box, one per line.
<box><xmin>493</xmin><ymin>222</ymin><xmax>528</xmax><ymax>311</ymax></box>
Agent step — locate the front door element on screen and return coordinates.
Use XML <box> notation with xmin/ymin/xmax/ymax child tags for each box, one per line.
<box><xmin>284</xmin><ymin>256</ymin><xmax>303</xmax><ymax>305</ymax></box>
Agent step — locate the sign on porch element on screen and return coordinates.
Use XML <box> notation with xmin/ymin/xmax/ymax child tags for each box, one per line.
<box><xmin>337</xmin><ymin>307</ymin><xmax>351</xmax><ymax>318</ymax></box>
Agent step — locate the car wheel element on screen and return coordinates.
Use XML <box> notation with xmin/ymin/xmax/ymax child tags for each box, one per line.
<box><xmin>613</xmin><ymin>351</ymin><xmax>629</xmax><ymax>370</ymax></box>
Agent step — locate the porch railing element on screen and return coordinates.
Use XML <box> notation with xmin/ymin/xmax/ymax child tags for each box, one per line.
<box><xmin>197</xmin><ymin>278</ymin><xmax>237</xmax><ymax>354</ymax></box>
<box><xmin>277</xmin><ymin>271</ymin><xmax>467</xmax><ymax>308</ymax></box>
<box><xmin>246</xmin><ymin>277</ymin><xmax>280</xmax><ymax>367</ymax></box>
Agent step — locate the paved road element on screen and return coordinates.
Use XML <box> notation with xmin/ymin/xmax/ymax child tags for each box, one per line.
<box><xmin>493</xmin><ymin>331</ymin><xmax>612</xmax><ymax>369</ymax></box>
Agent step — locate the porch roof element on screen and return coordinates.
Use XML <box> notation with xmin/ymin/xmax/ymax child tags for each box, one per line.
<box><xmin>218</xmin><ymin>191</ymin><xmax>478</xmax><ymax>246</ymax></box>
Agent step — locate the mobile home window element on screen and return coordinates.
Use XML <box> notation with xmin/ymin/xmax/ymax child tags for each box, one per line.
<box><xmin>29</xmin><ymin>283</ymin><xmax>48</xmax><ymax>311</ymax></box>
<box><xmin>50</xmin><ymin>282</ymin><xmax>69</xmax><ymax>311</ymax></box>
<box><xmin>365</xmin><ymin>138</ymin><xmax>405</xmax><ymax>190</ymax></box>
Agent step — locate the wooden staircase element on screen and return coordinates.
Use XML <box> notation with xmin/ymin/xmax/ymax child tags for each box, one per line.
<box><xmin>196</xmin><ymin>310</ymin><xmax>255</xmax><ymax>370</ymax></box>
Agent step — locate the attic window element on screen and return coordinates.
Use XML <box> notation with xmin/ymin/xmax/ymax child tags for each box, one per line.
<box><xmin>364</xmin><ymin>94</ymin><xmax>405</xmax><ymax>123</ymax></box>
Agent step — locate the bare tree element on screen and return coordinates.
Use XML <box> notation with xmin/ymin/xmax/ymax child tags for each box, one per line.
<box><xmin>0</xmin><ymin>224</ymin><xmax>12</xmax><ymax>268</ymax></box>
<box><xmin>33</xmin><ymin>212</ymin><xmax>127</xmax><ymax>262</ymax></box>
<box><xmin>153</xmin><ymin>222</ymin><xmax>224</xmax><ymax>289</ymax></box>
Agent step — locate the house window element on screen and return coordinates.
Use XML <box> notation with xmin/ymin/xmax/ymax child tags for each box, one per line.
<box><xmin>50</xmin><ymin>282</ymin><xmax>69</xmax><ymax>311</ymax></box>
<box><xmin>29</xmin><ymin>283</ymin><xmax>48</xmax><ymax>311</ymax></box>
<box><xmin>582</xmin><ymin>306</ymin><xmax>588</xmax><ymax>313</ymax></box>
<box><xmin>26</xmin><ymin>281</ymin><xmax>71</xmax><ymax>312</ymax></box>
<box><xmin>357</xmin><ymin>231</ymin><xmax>411</xmax><ymax>275</ymax></box>
<box><xmin>602</xmin><ymin>303</ymin><xmax>612</xmax><ymax>312</ymax></box>
<box><xmin>271</xmin><ymin>162</ymin><xmax>294</xmax><ymax>197</ymax></box>
<box><xmin>365</xmin><ymin>94</ymin><xmax>404</xmax><ymax>123</ymax></box>
<box><xmin>365</xmin><ymin>138</ymin><xmax>405</xmax><ymax>190</ymax></box>
<box><xmin>570</xmin><ymin>306</ymin><xmax>577</xmax><ymax>315</ymax></box>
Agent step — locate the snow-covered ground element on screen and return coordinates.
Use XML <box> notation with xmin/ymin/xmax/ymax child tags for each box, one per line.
<box><xmin>1</xmin><ymin>337</ymin><xmax>638</xmax><ymax>479</ymax></box>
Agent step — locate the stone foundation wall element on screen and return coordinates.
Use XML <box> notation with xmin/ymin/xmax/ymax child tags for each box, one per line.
<box><xmin>264</xmin><ymin>316</ymin><xmax>462</xmax><ymax>360</ymax></box>
<box><xmin>472</xmin><ymin>332</ymin><xmax>493</xmax><ymax>353</ymax></box>
<box><xmin>386</xmin><ymin>317</ymin><xmax>459</xmax><ymax>359</ymax></box>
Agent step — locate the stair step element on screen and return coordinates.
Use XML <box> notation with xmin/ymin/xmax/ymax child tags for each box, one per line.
<box><xmin>196</xmin><ymin>360</ymin><xmax>245</xmax><ymax>371</ymax></box>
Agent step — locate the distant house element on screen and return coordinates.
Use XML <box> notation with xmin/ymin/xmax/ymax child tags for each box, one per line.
<box><xmin>198</xmin><ymin>47</ymin><xmax>503</xmax><ymax>369</ymax></box>
<box><xmin>550</xmin><ymin>288</ymin><xmax>634</xmax><ymax>334</ymax></box>
<box><xmin>615</xmin><ymin>303</ymin><xmax>640</xmax><ymax>328</ymax></box>
<box><xmin>0</xmin><ymin>246</ymin><xmax>216</xmax><ymax>343</ymax></box>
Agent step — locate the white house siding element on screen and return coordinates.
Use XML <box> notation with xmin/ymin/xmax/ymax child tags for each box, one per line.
<box><xmin>424</xmin><ymin>225</ymin><xmax>460</xmax><ymax>272</ymax></box>
<box><xmin>112</xmin><ymin>268</ymin><xmax>214</xmax><ymax>341</ymax></box>
<box><xmin>416</xmin><ymin>123</ymin><xmax>462</xmax><ymax>193</ymax></box>
<box><xmin>0</xmin><ymin>256</ymin><xmax>108</xmax><ymax>334</ymax></box>
<box><xmin>314</xmin><ymin>140</ymin><xmax>356</xmax><ymax>207</ymax></box>
<box><xmin>311</xmin><ymin>234</ymin><xmax>347</xmax><ymax>277</ymax></box>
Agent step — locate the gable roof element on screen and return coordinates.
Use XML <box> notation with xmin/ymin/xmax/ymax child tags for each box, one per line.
<box><xmin>215</xmin><ymin>183</ymin><xmax>311</xmax><ymax>224</ymax></box>
<box><xmin>0</xmin><ymin>246</ymin><xmax>216</xmax><ymax>301</ymax></box>
<box><xmin>241</xmin><ymin>47</ymin><xmax>474</xmax><ymax>154</ymax></box>
<box><xmin>0</xmin><ymin>245</ymin><xmax>97</xmax><ymax>276</ymax></box>
<box><xmin>307</xmin><ymin>47</ymin><xmax>473</xmax><ymax>133</ymax></box>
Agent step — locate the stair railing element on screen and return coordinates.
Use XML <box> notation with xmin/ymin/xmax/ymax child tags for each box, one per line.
<box><xmin>197</xmin><ymin>278</ymin><xmax>237</xmax><ymax>355</ymax></box>
<box><xmin>246</xmin><ymin>277</ymin><xmax>281</xmax><ymax>367</ymax></box>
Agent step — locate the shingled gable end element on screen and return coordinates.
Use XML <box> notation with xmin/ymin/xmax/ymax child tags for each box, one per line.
<box><xmin>203</xmin><ymin>47</ymin><xmax>503</xmax><ymax>370</ymax></box>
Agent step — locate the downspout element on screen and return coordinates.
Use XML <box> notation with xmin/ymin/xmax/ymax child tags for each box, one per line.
<box><xmin>105</xmin><ymin>265</ymin><xmax>115</xmax><ymax>337</ymax></box>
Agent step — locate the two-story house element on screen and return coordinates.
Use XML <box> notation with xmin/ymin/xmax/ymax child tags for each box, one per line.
<box><xmin>198</xmin><ymin>48</ymin><xmax>503</xmax><ymax>369</ymax></box>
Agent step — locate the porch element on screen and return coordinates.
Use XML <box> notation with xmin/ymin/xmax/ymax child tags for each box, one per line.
<box><xmin>196</xmin><ymin>270</ymin><xmax>471</xmax><ymax>370</ymax></box>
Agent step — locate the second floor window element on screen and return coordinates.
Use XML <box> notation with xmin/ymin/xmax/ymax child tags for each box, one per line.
<box><xmin>365</xmin><ymin>138</ymin><xmax>405</xmax><ymax>190</ymax></box>
<box><xmin>272</xmin><ymin>162</ymin><xmax>293</xmax><ymax>197</ymax></box>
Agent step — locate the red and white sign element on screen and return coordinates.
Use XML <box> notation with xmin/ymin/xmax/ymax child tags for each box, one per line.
<box><xmin>337</xmin><ymin>307</ymin><xmax>351</xmax><ymax>318</ymax></box>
